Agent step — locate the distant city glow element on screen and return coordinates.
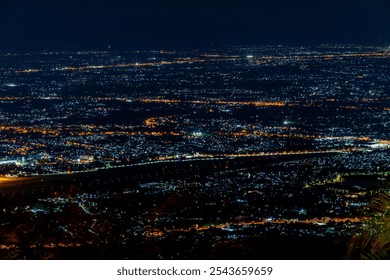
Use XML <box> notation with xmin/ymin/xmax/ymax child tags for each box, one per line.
<box><xmin>192</xmin><ymin>131</ymin><xmax>204</xmax><ymax>137</ymax></box>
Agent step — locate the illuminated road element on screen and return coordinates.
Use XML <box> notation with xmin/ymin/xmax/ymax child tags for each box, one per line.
<box><xmin>0</xmin><ymin>147</ymin><xmax>375</xmax><ymax>194</ymax></box>
<box><xmin>146</xmin><ymin>216</ymin><xmax>369</xmax><ymax>238</ymax></box>
<box><xmin>20</xmin><ymin>148</ymin><xmax>355</xmax><ymax>177</ymax></box>
<box><xmin>0</xmin><ymin>147</ymin><xmax>362</xmax><ymax>183</ymax></box>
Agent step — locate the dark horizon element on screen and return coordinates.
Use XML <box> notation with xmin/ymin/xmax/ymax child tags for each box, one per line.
<box><xmin>0</xmin><ymin>0</ymin><xmax>389</xmax><ymax>51</ymax></box>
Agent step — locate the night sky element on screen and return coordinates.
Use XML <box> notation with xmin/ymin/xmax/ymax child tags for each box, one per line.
<box><xmin>0</xmin><ymin>0</ymin><xmax>389</xmax><ymax>50</ymax></box>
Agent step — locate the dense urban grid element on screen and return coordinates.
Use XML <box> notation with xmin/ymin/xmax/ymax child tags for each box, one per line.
<box><xmin>0</xmin><ymin>45</ymin><xmax>389</xmax><ymax>259</ymax></box>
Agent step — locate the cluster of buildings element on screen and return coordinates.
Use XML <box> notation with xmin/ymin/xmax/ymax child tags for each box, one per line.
<box><xmin>0</xmin><ymin>45</ymin><xmax>389</xmax><ymax>258</ymax></box>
